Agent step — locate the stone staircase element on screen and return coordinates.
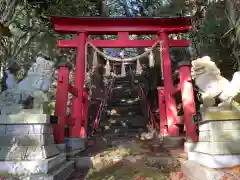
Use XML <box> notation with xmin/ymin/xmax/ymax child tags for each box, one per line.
<box><xmin>99</xmin><ymin>75</ymin><xmax>149</xmax><ymax>137</ymax></box>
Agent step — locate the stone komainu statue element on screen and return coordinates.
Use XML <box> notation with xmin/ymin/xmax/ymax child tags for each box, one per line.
<box><xmin>191</xmin><ymin>56</ymin><xmax>240</xmax><ymax>109</ymax></box>
<box><xmin>0</xmin><ymin>56</ymin><xmax>54</xmax><ymax>115</ymax></box>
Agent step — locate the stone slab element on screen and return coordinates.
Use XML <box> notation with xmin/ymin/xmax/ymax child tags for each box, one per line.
<box><xmin>162</xmin><ymin>136</ymin><xmax>184</xmax><ymax>149</ymax></box>
<box><xmin>0</xmin><ymin>153</ymin><xmax>66</xmax><ymax>174</ymax></box>
<box><xmin>184</xmin><ymin>142</ymin><xmax>197</xmax><ymax>153</ymax></box>
<box><xmin>201</xmin><ymin>108</ymin><xmax>240</xmax><ymax>121</ymax></box>
<box><xmin>0</xmin><ymin>112</ymin><xmax>53</xmax><ymax>124</ymax></box>
<box><xmin>199</xmin><ymin>130</ymin><xmax>240</xmax><ymax>142</ymax></box>
<box><xmin>1</xmin><ymin>161</ymin><xmax>74</xmax><ymax>180</ymax></box>
<box><xmin>0</xmin><ymin>124</ymin><xmax>53</xmax><ymax>135</ymax></box>
<box><xmin>199</xmin><ymin>120</ymin><xmax>240</xmax><ymax>131</ymax></box>
<box><xmin>0</xmin><ymin>135</ymin><xmax>55</xmax><ymax>146</ymax></box>
<box><xmin>188</xmin><ymin>151</ymin><xmax>240</xmax><ymax>168</ymax></box>
<box><xmin>181</xmin><ymin>160</ymin><xmax>232</xmax><ymax>180</ymax></box>
<box><xmin>65</xmin><ymin>138</ymin><xmax>85</xmax><ymax>151</ymax></box>
<box><xmin>0</xmin><ymin>144</ymin><xmax>59</xmax><ymax>160</ymax></box>
<box><xmin>193</xmin><ymin>141</ymin><xmax>240</xmax><ymax>155</ymax></box>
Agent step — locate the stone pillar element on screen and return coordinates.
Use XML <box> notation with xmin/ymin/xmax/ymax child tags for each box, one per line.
<box><xmin>0</xmin><ymin>110</ymin><xmax>74</xmax><ymax>179</ymax></box>
<box><xmin>188</xmin><ymin>107</ymin><xmax>240</xmax><ymax>168</ymax></box>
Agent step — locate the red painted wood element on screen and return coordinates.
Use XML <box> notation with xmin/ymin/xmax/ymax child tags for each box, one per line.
<box><xmin>68</xmin><ymin>84</ymin><xmax>78</xmax><ymax>97</ymax></box>
<box><xmin>159</xmin><ymin>31</ymin><xmax>179</xmax><ymax>136</ymax></box>
<box><xmin>158</xmin><ymin>88</ymin><xmax>168</xmax><ymax>136</ymax></box>
<box><xmin>51</xmin><ymin>16</ymin><xmax>192</xmax><ymax>34</ymax></box>
<box><xmin>172</xmin><ymin>84</ymin><xmax>181</xmax><ymax>95</ymax></box>
<box><xmin>70</xmin><ymin>32</ymin><xmax>87</xmax><ymax>138</ymax></box>
<box><xmin>57</xmin><ymin>38</ymin><xmax>190</xmax><ymax>48</ymax></box>
<box><xmin>179</xmin><ymin>65</ymin><xmax>198</xmax><ymax>142</ymax></box>
<box><xmin>54</xmin><ymin>66</ymin><xmax>70</xmax><ymax>144</ymax></box>
<box><xmin>118</xmin><ymin>32</ymin><xmax>129</xmax><ymax>41</ymax></box>
<box><xmin>80</xmin><ymin>92</ymin><xmax>88</xmax><ymax>138</ymax></box>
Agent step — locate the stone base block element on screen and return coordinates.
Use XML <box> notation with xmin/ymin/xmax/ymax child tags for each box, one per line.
<box><xmin>199</xmin><ymin>130</ymin><xmax>240</xmax><ymax>142</ymax></box>
<box><xmin>56</xmin><ymin>144</ymin><xmax>66</xmax><ymax>152</ymax></box>
<box><xmin>0</xmin><ymin>153</ymin><xmax>66</xmax><ymax>174</ymax></box>
<box><xmin>0</xmin><ymin>134</ymin><xmax>54</xmax><ymax>146</ymax></box>
<box><xmin>0</xmin><ymin>161</ymin><xmax>74</xmax><ymax>180</ymax></box>
<box><xmin>65</xmin><ymin>138</ymin><xmax>85</xmax><ymax>150</ymax></box>
<box><xmin>199</xmin><ymin>120</ymin><xmax>240</xmax><ymax>131</ymax></box>
<box><xmin>181</xmin><ymin>160</ymin><xmax>230</xmax><ymax>180</ymax></box>
<box><xmin>0</xmin><ymin>124</ymin><xmax>53</xmax><ymax>135</ymax></box>
<box><xmin>193</xmin><ymin>141</ymin><xmax>240</xmax><ymax>155</ymax></box>
<box><xmin>188</xmin><ymin>151</ymin><xmax>240</xmax><ymax>168</ymax></box>
<box><xmin>201</xmin><ymin>108</ymin><xmax>240</xmax><ymax>121</ymax></box>
<box><xmin>163</xmin><ymin>136</ymin><xmax>184</xmax><ymax>149</ymax></box>
<box><xmin>0</xmin><ymin>144</ymin><xmax>59</xmax><ymax>160</ymax></box>
<box><xmin>0</xmin><ymin>112</ymin><xmax>56</xmax><ymax>124</ymax></box>
<box><xmin>184</xmin><ymin>142</ymin><xmax>197</xmax><ymax>153</ymax></box>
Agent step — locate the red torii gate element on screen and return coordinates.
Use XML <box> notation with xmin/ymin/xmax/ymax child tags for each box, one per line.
<box><xmin>51</xmin><ymin>16</ymin><xmax>198</xmax><ymax>147</ymax></box>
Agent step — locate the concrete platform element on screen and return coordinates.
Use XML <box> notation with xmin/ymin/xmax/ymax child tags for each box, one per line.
<box><xmin>201</xmin><ymin>108</ymin><xmax>240</xmax><ymax>121</ymax></box>
<box><xmin>193</xmin><ymin>141</ymin><xmax>240</xmax><ymax>155</ymax></box>
<box><xmin>0</xmin><ymin>124</ymin><xmax>53</xmax><ymax>135</ymax></box>
<box><xmin>0</xmin><ymin>161</ymin><xmax>74</xmax><ymax>180</ymax></box>
<box><xmin>0</xmin><ymin>134</ymin><xmax>55</xmax><ymax>146</ymax></box>
<box><xmin>188</xmin><ymin>151</ymin><xmax>240</xmax><ymax>168</ymax></box>
<box><xmin>65</xmin><ymin>138</ymin><xmax>85</xmax><ymax>151</ymax></box>
<box><xmin>181</xmin><ymin>160</ymin><xmax>234</xmax><ymax>180</ymax></box>
<box><xmin>0</xmin><ymin>153</ymin><xmax>66</xmax><ymax>174</ymax></box>
<box><xmin>199</xmin><ymin>120</ymin><xmax>240</xmax><ymax>131</ymax></box>
<box><xmin>0</xmin><ymin>144</ymin><xmax>59</xmax><ymax>160</ymax></box>
<box><xmin>0</xmin><ymin>112</ymin><xmax>57</xmax><ymax>124</ymax></box>
<box><xmin>199</xmin><ymin>130</ymin><xmax>240</xmax><ymax>142</ymax></box>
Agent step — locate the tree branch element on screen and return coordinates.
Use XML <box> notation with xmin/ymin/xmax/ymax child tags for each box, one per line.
<box><xmin>14</xmin><ymin>30</ymin><xmax>43</xmax><ymax>57</ymax></box>
<box><xmin>12</xmin><ymin>31</ymin><xmax>29</xmax><ymax>55</ymax></box>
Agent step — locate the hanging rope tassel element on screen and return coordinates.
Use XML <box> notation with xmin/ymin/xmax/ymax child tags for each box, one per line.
<box><xmin>121</xmin><ymin>61</ymin><xmax>126</xmax><ymax>76</ymax></box>
<box><xmin>92</xmin><ymin>50</ymin><xmax>98</xmax><ymax>68</ymax></box>
<box><xmin>136</xmin><ymin>58</ymin><xmax>142</xmax><ymax>75</ymax></box>
<box><xmin>149</xmin><ymin>50</ymin><xmax>155</xmax><ymax>67</ymax></box>
<box><xmin>105</xmin><ymin>59</ymin><xmax>111</xmax><ymax>76</ymax></box>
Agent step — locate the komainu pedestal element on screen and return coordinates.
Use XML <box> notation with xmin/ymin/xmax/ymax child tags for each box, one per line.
<box><xmin>0</xmin><ymin>57</ymin><xmax>74</xmax><ymax>179</ymax></box>
<box><xmin>188</xmin><ymin>107</ymin><xmax>240</xmax><ymax>168</ymax></box>
<box><xmin>0</xmin><ymin>111</ymin><xmax>74</xmax><ymax>179</ymax></box>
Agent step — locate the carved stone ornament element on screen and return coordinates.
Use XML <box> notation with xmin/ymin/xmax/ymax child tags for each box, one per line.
<box><xmin>191</xmin><ymin>56</ymin><xmax>240</xmax><ymax>109</ymax></box>
<box><xmin>0</xmin><ymin>56</ymin><xmax>54</xmax><ymax>115</ymax></box>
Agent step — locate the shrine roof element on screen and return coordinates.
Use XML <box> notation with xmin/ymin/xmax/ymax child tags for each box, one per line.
<box><xmin>51</xmin><ymin>16</ymin><xmax>192</xmax><ymax>34</ymax></box>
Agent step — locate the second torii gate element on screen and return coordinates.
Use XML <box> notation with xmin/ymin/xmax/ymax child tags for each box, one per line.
<box><xmin>51</xmin><ymin>16</ymin><xmax>198</xmax><ymax>148</ymax></box>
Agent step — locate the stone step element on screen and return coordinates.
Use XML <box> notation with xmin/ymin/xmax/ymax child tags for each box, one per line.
<box><xmin>0</xmin><ymin>124</ymin><xmax>53</xmax><ymax>135</ymax></box>
<box><xmin>100</xmin><ymin>116</ymin><xmax>148</xmax><ymax>127</ymax></box>
<box><xmin>106</xmin><ymin>109</ymin><xmax>141</xmax><ymax>116</ymax></box>
<box><xmin>188</xmin><ymin>151</ymin><xmax>240</xmax><ymax>168</ymax></box>
<box><xmin>4</xmin><ymin>161</ymin><xmax>74</xmax><ymax>180</ymax></box>
<box><xmin>181</xmin><ymin>160</ymin><xmax>233</xmax><ymax>180</ymax></box>
<box><xmin>107</xmin><ymin>105</ymin><xmax>142</xmax><ymax>115</ymax></box>
<box><xmin>199</xmin><ymin>130</ymin><xmax>240</xmax><ymax>142</ymax></box>
<box><xmin>100</xmin><ymin>126</ymin><xmax>146</xmax><ymax>134</ymax></box>
<box><xmin>110</xmin><ymin>97</ymin><xmax>140</xmax><ymax>102</ymax></box>
<box><xmin>0</xmin><ymin>112</ymin><xmax>58</xmax><ymax>124</ymax></box>
<box><xmin>110</xmin><ymin>98</ymin><xmax>141</xmax><ymax>106</ymax></box>
<box><xmin>0</xmin><ymin>153</ymin><xmax>66</xmax><ymax>174</ymax></box>
<box><xmin>192</xmin><ymin>141</ymin><xmax>240</xmax><ymax>155</ymax></box>
<box><xmin>0</xmin><ymin>134</ymin><xmax>55</xmax><ymax>146</ymax></box>
<box><xmin>113</xmin><ymin>75</ymin><xmax>145</xmax><ymax>81</ymax></box>
<box><xmin>199</xmin><ymin>120</ymin><xmax>240</xmax><ymax>131</ymax></box>
<box><xmin>0</xmin><ymin>144</ymin><xmax>60</xmax><ymax>160</ymax></box>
